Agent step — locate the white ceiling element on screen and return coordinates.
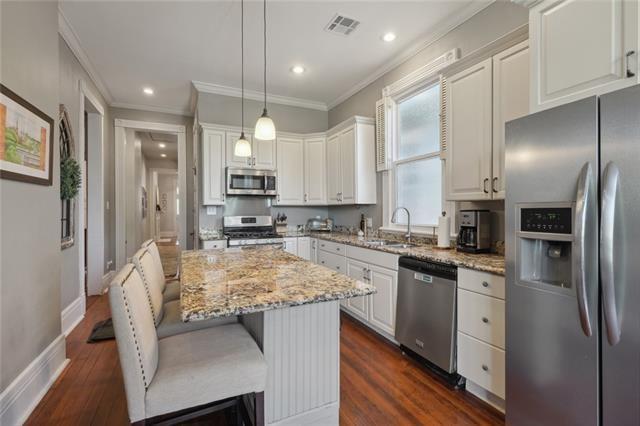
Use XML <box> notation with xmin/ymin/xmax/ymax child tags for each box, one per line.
<box><xmin>60</xmin><ymin>1</ymin><xmax>492</xmax><ymax>115</ymax></box>
<box><xmin>139</xmin><ymin>132</ymin><xmax>178</xmax><ymax>162</ymax></box>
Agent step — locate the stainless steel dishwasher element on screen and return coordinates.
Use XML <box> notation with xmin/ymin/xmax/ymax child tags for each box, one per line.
<box><xmin>395</xmin><ymin>256</ymin><xmax>458</xmax><ymax>377</ymax></box>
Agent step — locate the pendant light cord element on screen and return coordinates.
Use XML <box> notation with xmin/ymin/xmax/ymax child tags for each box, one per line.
<box><xmin>241</xmin><ymin>0</ymin><xmax>245</xmax><ymax>132</ymax></box>
<box><xmin>263</xmin><ymin>0</ymin><xmax>267</xmax><ymax>109</ymax></box>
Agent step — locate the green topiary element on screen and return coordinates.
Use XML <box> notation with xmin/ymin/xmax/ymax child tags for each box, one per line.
<box><xmin>60</xmin><ymin>156</ymin><xmax>81</xmax><ymax>200</ymax></box>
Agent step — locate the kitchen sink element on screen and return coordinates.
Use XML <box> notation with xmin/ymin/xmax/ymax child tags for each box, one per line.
<box><xmin>386</xmin><ymin>243</ymin><xmax>417</xmax><ymax>249</ymax></box>
<box><xmin>364</xmin><ymin>239</ymin><xmax>416</xmax><ymax>249</ymax></box>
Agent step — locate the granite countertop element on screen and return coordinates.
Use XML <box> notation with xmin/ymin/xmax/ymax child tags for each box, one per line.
<box><xmin>180</xmin><ymin>245</ymin><xmax>376</xmax><ymax>321</ymax></box>
<box><xmin>311</xmin><ymin>233</ymin><xmax>505</xmax><ymax>276</ymax></box>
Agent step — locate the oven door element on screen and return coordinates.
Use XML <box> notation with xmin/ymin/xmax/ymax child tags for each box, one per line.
<box><xmin>226</xmin><ymin>168</ymin><xmax>277</xmax><ymax>195</ymax></box>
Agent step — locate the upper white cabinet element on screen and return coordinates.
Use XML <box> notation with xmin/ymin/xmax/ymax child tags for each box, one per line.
<box><xmin>529</xmin><ymin>0</ymin><xmax>639</xmax><ymax>112</ymax></box>
<box><xmin>276</xmin><ymin>137</ymin><xmax>305</xmax><ymax>205</ymax></box>
<box><xmin>304</xmin><ymin>137</ymin><xmax>327</xmax><ymax>204</ymax></box>
<box><xmin>446</xmin><ymin>58</ymin><xmax>494</xmax><ymax>201</ymax></box>
<box><xmin>201</xmin><ymin>127</ymin><xmax>226</xmax><ymax>205</ymax></box>
<box><xmin>445</xmin><ymin>41</ymin><xmax>529</xmax><ymax>201</ymax></box>
<box><xmin>226</xmin><ymin>131</ymin><xmax>276</xmax><ymax>169</ymax></box>
<box><xmin>492</xmin><ymin>40</ymin><xmax>530</xmax><ymax>199</ymax></box>
<box><xmin>326</xmin><ymin>117</ymin><xmax>376</xmax><ymax>205</ymax></box>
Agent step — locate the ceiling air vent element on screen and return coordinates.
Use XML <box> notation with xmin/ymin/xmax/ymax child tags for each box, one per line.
<box><xmin>325</xmin><ymin>14</ymin><xmax>360</xmax><ymax>36</ymax></box>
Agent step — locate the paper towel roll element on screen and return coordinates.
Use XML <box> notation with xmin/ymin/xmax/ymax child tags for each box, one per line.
<box><xmin>437</xmin><ymin>214</ymin><xmax>451</xmax><ymax>248</ymax></box>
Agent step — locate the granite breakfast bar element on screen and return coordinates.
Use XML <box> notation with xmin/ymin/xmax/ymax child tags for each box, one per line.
<box><xmin>180</xmin><ymin>246</ymin><xmax>376</xmax><ymax>426</ymax></box>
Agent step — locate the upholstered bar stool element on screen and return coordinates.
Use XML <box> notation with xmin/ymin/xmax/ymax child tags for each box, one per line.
<box><xmin>109</xmin><ymin>265</ymin><xmax>267</xmax><ymax>425</ymax></box>
<box><xmin>132</xmin><ymin>247</ymin><xmax>237</xmax><ymax>339</ymax></box>
<box><xmin>141</xmin><ymin>239</ymin><xmax>180</xmax><ymax>303</ymax></box>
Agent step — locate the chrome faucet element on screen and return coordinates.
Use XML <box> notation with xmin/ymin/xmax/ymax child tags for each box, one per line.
<box><xmin>391</xmin><ymin>207</ymin><xmax>411</xmax><ymax>243</ymax></box>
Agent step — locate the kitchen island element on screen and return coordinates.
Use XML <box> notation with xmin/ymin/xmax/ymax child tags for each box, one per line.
<box><xmin>180</xmin><ymin>246</ymin><xmax>376</xmax><ymax>425</ymax></box>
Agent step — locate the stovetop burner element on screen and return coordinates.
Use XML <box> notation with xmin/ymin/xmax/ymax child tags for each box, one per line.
<box><xmin>222</xmin><ymin>215</ymin><xmax>283</xmax><ymax>247</ymax></box>
<box><xmin>225</xmin><ymin>231</ymin><xmax>281</xmax><ymax>239</ymax></box>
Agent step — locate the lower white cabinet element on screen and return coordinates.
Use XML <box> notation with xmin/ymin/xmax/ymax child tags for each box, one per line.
<box><xmin>283</xmin><ymin>237</ymin><xmax>298</xmax><ymax>256</ymax></box>
<box><xmin>310</xmin><ymin>238</ymin><xmax>318</xmax><ymax>263</ymax></box>
<box><xmin>297</xmin><ymin>237</ymin><xmax>311</xmax><ymax>261</ymax></box>
<box><xmin>457</xmin><ymin>332</ymin><xmax>505</xmax><ymax>400</ymax></box>
<box><xmin>201</xmin><ymin>239</ymin><xmax>226</xmax><ymax>250</ymax></box>
<box><xmin>367</xmin><ymin>264</ymin><xmax>397</xmax><ymax>336</ymax></box>
<box><xmin>317</xmin><ymin>249</ymin><xmax>346</xmax><ymax>273</ymax></box>
<box><xmin>346</xmin><ymin>258</ymin><xmax>370</xmax><ymax>322</ymax></box>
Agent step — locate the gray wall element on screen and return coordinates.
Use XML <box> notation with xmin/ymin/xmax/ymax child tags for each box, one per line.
<box><xmin>58</xmin><ymin>36</ymin><xmax>111</xmax><ymax>310</ymax></box>
<box><xmin>0</xmin><ymin>1</ymin><xmax>62</xmax><ymax>392</ymax></box>
<box><xmin>327</xmin><ymin>1</ymin><xmax>527</xmax><ymax>234</ymax></box>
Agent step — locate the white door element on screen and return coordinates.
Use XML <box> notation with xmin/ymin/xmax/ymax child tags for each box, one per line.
<box><xmin>446</xmin><ymin>57</ymin><xmax>493</xmax><ymax>201</ymax></box>
<box><xmin>226</xmin><ymin>131</ymin><xmax>254</xmax><ymax>168</ymax></box>
<box><xmin>201</xmin><ymin>129</ymin><xmax>225</xmax><ymax>205</ymax></box>
<box><xmin>157</xmin><ymin>173</ymin><xmax>178</xmax><ymax>238</ymax></box>
<box><xmin>304</xmin><ymin>137</ymin><xmax>326</xmax><ymax>204</ymax></box>
<box><xmin>297</xmin><ymin>237</ymin><xmax>311</xmax><ymax>260</ymax></box>
<box><xmin>276</xmin><ymin>137</ymin><xmax>305</xmax><ymax>205</ymax></box>
<box><xmin>367</xmin><ymin>264</ymin><xmax>397</xmax><ymax>335</ymax></box>
<box><xmin>345</xmin><ymin>258</ymin><xmax>369</xmax><ymax>321</ymax></box>
<box><xmin>530</xmin><ymin>0</ymin><xmax>639</xmax><ymax>112</ymax></box>
<box><xmin>492</xmin><ymin>40</ymin><xmax>530</xmax><ymax>199</ymax></box>
<box><xmin>339</xmin><ymin>128</ymin><xmax>356</xmax><ymax>204</ymax></box>
<box><xmin>283</xmin><ymin>237</ymin><xmax>298</xmax><ymax>256</ymax></box>
<box><xmin>326</xmin><ymin>134</ymin><xmax>341</xmax><ymax>205</ymax></box>
<box><xmin>254</xmin><ymin>138</ymin><xmax>276</xmax><ymax>169</ymax></box>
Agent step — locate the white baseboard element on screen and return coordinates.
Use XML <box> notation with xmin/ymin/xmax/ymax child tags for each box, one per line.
<box><xmin>101</xmin><ymin>270</ymin><xmax>115</xmax><ymax>293</ymax></box>
<box><xmin>465</xmin><ymin>379</ymin><xmax>505</xmax><ymax>413</ymax></box>
<box><xmin>61</xmin><ymin>296</ymin><xmax>85</xmax><ymax>337</ymax></box>
<box><xmin>0</xmin><ymin>335</ymin><xmax>69</xmax><ymax>426</ymax></box>
<box><xmin>270</xmin><ymin>402</ymin><xmax>339</xmax><ymax>426</ymax></box>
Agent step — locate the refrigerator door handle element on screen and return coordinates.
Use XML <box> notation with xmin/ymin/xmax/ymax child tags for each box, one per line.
<box><xmin>600</xmin><ymin>161</ymin><xmax>621</xmax><ymax>345</ymax></box>
<box><xmin>574</xmin><ymin>162</ymin><xmax>593</xmax><ymax>337</ymax></box>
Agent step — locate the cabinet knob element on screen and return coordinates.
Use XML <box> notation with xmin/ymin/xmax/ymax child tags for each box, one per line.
<box><xmin>321</xmin><ymin>261</ymin><xmax>325</xmax><ymax>264</ymax></box>
<box><xmin>482</xmin><ymin>364</ymin><xmax>489</xmax><ymax>372</ymax></box>
<box><xmin>482</xmin><ymin>281</ymin><xmax>489</xmax><ymax>288</ymax></box>
<box><xmin>482</xmin><ymin>317</ymin><xmax>489</xmax><ymax>324</ymax></box>
<box><xmin>336</xmin><ymin>266</ymin><xmax>340</xmax><ymax>270</ymax></box>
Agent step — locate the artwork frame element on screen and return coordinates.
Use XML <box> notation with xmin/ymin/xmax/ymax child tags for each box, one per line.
<box><xmin>0</xmin><ymin>84</ymin><xmax>54</xmax><ymax>186</ymax></box>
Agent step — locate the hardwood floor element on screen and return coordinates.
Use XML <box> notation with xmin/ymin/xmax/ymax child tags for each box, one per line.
<box><xmin>27</xmin><ymin>296</ymin><xmax>503</xmax><ymax>425</ymax></box>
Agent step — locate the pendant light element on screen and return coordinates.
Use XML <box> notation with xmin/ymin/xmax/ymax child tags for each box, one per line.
<box><xmin>234</xmin><ymin>0</ymin><xmax>252</xmax><ymax>157</ymax></box>
<box><xmin>254</xmin><ymin>0</ymin><xmax>276</xmax><ymax>141</ymax></box>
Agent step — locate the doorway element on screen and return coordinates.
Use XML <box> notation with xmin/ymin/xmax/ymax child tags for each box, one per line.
<box><xmin>114</xmin><ymin>119</ymin><xmax>186</xmax><ymax>269</ymax></box>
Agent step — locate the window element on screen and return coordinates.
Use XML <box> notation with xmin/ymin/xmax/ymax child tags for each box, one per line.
<box><xmin>390</xmin><ymin>82</ymin><xmax>442</xmax><ymax>228</ymax></box>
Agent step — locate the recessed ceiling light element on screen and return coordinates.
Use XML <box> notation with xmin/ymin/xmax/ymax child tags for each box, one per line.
<box><xmin>158</xmin><ymin>143</ymin><xmax>166</xmax><ymax>148</ymax></box>
<box><xmin>291</xmin><ymin>65</ymin><xmax>305</xmax><ymax>74</ymax></box>
<box><xmin>160</xmin><ymin>153</ymin><xmax>166</xmax><ymax>158</ymax></box>
<box><xmin>382</xmin><ymin>32</ymin><xmax>396</xmax><ymax>42</ymax></box>
<box><xmin>143</xmin><ymin>87</ymin><xmax>154</xmax><ymax>95</ymax></box>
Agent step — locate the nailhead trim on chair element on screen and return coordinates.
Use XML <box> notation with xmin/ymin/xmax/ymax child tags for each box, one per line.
<box><xmin>135</xmin><ymin>249</ymin><xmax>159</xmax><ymax>325</ymax></box>
<box><xmin>122</xmin><ymin>283</ymin><xmax>149</xmax><ymax>389</ymax></box>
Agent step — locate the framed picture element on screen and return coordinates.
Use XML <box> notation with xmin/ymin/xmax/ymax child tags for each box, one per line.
<box><xmin>0</xmin><ymin>84</ymin><xmax>54</xmax><ymax>185</ymax></box>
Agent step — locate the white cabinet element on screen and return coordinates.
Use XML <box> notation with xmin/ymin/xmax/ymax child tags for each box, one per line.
<box><xmin>201</xmin><ymin>239</ymin><xmax>226</xmax><ymax>249</ymax></box>
<box><xmin>346</xmin><ymin>258</ymin><xmax>370</xmax><ymax>321</ymax></box>
<box><xmin>201</xmin><ymin>128</ymin><xmax>226</xmax><ymax>205</ymax></box>
<box><xmin>367</xmin><ymin>265</ymin><xmax>398</xmax><ymax>336</ymax></box>
<box><xmin>310</xmin><ymin>238</ymin><xmax>318</xmax><ymax>263</ymax></box>
<box><xmin>283</xmin><ymin>237</ymin><xmax>298</xmax><ymax>255</ymax></box>
<box><xmin>317</xmin><ymin>249</ymin><xmax>346</xmax><ymax>273</ymax></box>
<box><xmin>529</xmin><ymin>0</ymin><xmax>639</xmax><ymax>112</ymax></box>
<box><xmin>297</xmin><ymin>237</ymin><xmax>311</xmax><ymax>260</ymax></box>
<box><xmin>446</xmin><ymin>58</ymin><xmax>493</xmax><ymax>201</ymax></box>
<box><xmin>276</xmin><ymin>137</ymin><xmax>305</xmax><ymax>205</ymax></box>
<box><xmin>445</xmin><ymin>42</ymin><xmax>529</xmax><ymax>201</ymax></box>
<box><xmin>326</xmin><ymin>117</ymin><xmax>376</xmax><ymax>205</ymax></box>
<box><xmin>492</xmin><ymin>40</ymin><xmax>530</xmax><ymax>199</ymax></box>
<box><xmin>227</xmin><ymin>131</ymin><xmax>276</xmax><ymax>169</ymax></box>
<box><xmin>304</xmin><ymin>137</ymin><xmax>327</xmax><ymax>204</ymax></box>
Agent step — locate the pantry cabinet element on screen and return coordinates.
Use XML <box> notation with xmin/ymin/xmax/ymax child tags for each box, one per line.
<box><xmin>326</xmin><ymin>117</ymin><xmax>376</xmax><ymax>205</ymax></box>
<box><xmin>445</xmin><ymin>41</ymin><xmax>529</xmax><ymax>201</ymax></box>
<box><xmin>201</xmin><ymin>128</ymin><xmax>226</xmax><ymax>205</ymax></box>
<box><xmin>275</xmin><ymin>137</ymin><xmax>305</xmax><ymax>205</ymax></box>
<box><xmin>528</xmin><ymin>0</ymin><xmax>639</xmax><ymax>112</ymax></box>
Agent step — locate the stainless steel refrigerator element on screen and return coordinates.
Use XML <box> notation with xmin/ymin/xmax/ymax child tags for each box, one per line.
<box><xmin>505</xmin><ymin>85</ymin><xmax>640</xmax><ymax>425</ymax></box>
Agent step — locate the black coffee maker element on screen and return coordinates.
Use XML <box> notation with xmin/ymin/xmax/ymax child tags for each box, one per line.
<box><xmin>457</xmin><ymin>210</ymin><xmax>491</xmax><ymax>253</ymax></box>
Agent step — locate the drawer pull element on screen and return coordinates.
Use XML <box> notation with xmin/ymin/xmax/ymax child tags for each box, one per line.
<box><xmin>321</xmin><ymin>261</ymin><xmax>325</xmax><ymax>264</ymax></box>
<box><xmin>482</xmin><ymin>281</ymin><xmax>489</xmax><ymax>288</ymax></box>
<box><xmin>482</xmin><ymin>364</ymin><xmax>489</xmax><ymax>372</ymax></box>
<box><xmin>336</xmin><ymin>266</ymin><xmax>340</xmax><ymax>270</ymax></box>
<box><xmin>482</xmin><ymin>317</ymin><xmax>489</xmax><ymax>324</ymax></box>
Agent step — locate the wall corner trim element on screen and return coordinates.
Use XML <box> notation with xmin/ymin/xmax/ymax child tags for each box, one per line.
<box><xmin>61</xmin><ymin>296</ymin><xmax>86</xmax><ymax>337</ymax></box>
<box><xmin>0</xmin><ymin>335</ymin><xmax>68</xmax><ymax>426</ymax></box>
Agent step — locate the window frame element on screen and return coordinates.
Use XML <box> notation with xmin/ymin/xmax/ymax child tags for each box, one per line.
<box><xmin>381</xmin><ymin>76</ymin><xmax>451</xmax><ymax>235</ymax></box>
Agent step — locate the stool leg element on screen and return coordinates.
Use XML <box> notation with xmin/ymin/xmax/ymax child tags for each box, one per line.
<box><xmin>254</xmin><ymin>392</ymin><xmax>264</xmax><ymax>426</ymax></box>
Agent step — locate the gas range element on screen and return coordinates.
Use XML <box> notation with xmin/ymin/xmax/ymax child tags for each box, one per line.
<box><xmin>223</xmin><ymin>215</ymin><xmax>284</xmax><ymax>247</ymax></box>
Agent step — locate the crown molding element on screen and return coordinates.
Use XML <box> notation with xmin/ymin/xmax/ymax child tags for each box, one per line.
<box><xmin>58</xmin><ymin>7</ymin><xmax>113</xmax><ymax>104</ymax></box>
<box><xmin>192</xmin><ymin>80</ymin><xmax>329</xmax><ymax>112</ymax></box>
<box><xmin>110</xmin><ymin>101</ymin><xmax>193</xmax><ymax>117</ymax></box>
<box><xmin>326</xmin><ymin>0</ymin><xmax>496</xmax><ymax>110</ymax></box>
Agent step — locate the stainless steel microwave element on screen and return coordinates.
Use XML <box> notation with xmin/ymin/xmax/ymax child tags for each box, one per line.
<box><xmin>226</xmin><ymin>168</ymin><xmax>277</xmax><ymax>196</ymax></box>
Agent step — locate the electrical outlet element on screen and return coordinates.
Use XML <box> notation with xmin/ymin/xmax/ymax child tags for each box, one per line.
<box><xmin>106</xmin><ymin>260</ymin><xmax>113</xmax><ymax>270</ymax></box>
<box><xmin>106</xmin><ymin>201</ymin><xmax>110</xmax><ymax>210</ymax></box>
<box><xmin>206</xmin><ymin>206</ymin><xmax>217</xmax><ymax>215</ymax></box>
<box><xmin>366</xmin><ymin>217</ymin><xmax>373</xmax><ymax>228</ymax></box>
